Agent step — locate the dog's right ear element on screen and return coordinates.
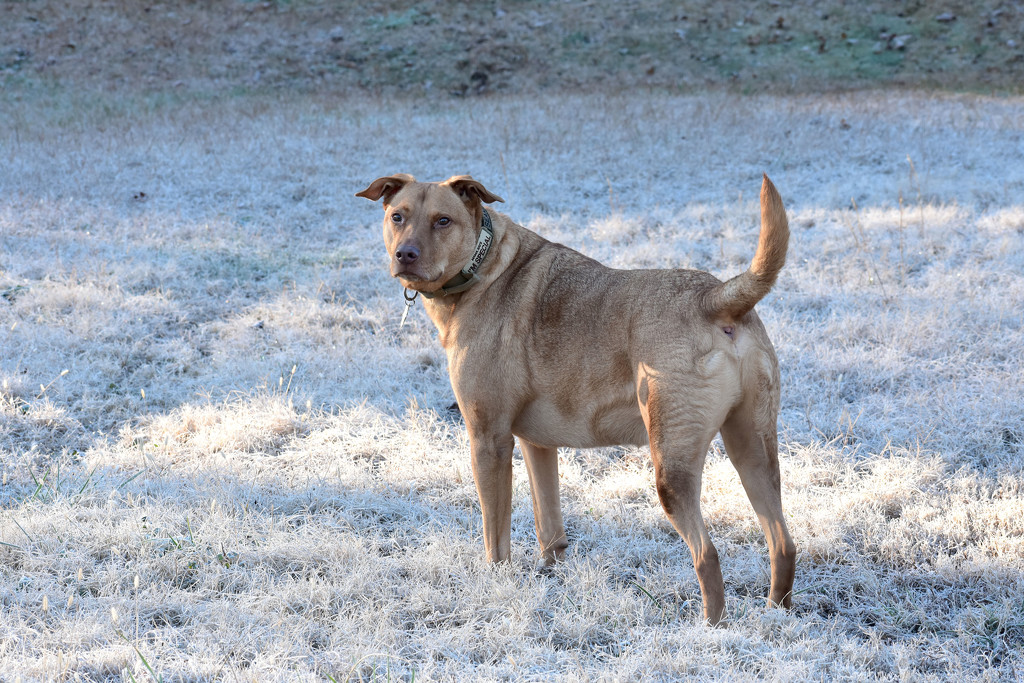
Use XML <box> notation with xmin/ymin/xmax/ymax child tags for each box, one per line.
<box><xmin>355</xmin><ymin>174</ymin><xmax>415</xmax><ymax>205</ymax></box>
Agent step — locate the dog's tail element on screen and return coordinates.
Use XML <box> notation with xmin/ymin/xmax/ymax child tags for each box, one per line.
<box><xmin>702</xmin><ymin>174</ymin><xmax>789</xmax><ymax>320</ymax></box>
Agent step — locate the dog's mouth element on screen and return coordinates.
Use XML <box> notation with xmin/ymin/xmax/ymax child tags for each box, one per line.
<box><xmin>392</xmin><ymin>266</ymin><xmax>441</xmax><ymax>289</ymax></box>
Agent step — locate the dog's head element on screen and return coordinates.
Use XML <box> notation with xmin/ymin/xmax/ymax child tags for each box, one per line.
<box><xmin>356</xmin><ymin>174</ymin><xmax>504</xmax><ymax>294</ymax></box>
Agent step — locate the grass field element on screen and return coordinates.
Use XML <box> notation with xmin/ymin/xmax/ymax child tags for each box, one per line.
<box><xmin>2</xmin><ymin>2</ymin><xmax>1024</xmax><ymax>681</ymax></box>
<box><xmin>2</xmin><ymin>87</ymin><xmax>1022</xmax><ymax>681</ymax></box>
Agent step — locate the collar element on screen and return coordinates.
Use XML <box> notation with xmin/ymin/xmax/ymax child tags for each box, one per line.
<box><xmin>420</xmin><ymin>209</ymin><xmax>494</xmax><ymax>299</ymax></box>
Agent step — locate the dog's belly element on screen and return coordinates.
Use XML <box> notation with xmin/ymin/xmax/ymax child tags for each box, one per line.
<box><xmin>511</xmin><ymin>396</ymin><xmax>649</xmax><ymax>449</ymax></box>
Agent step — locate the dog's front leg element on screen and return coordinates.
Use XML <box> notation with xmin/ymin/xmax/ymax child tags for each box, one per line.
<box><xmin>469</xmin><ymin>429</ymin><xmax>515</xmax><ymax>562</ymax></box>
<box><xmin>521</xmin><ymin>440</ymin><xmax>567</xmax><ymax>566</ymax></box>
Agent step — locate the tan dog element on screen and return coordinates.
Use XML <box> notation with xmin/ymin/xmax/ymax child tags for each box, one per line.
<box><xmin>357</xmin><ymin>174</ymin><xmax>796</xmax><ymax>625</ymax></box>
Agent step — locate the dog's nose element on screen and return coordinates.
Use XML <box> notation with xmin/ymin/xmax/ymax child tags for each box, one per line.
<box><xmin>395</xmin><ymin>244</ymin><xmax>420</xmax><ymax>263</ymax></box>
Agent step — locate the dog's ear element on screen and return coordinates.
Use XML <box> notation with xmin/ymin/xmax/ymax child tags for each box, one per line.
<box><xmin>443</xmin><ymin>175</ymin><xmax>505</xmax><ymax>206</ymax></box>
<box><xmin>355</xmin><ymin>174</ymin><xmax>416</xmax><ymax>204</ymax></box>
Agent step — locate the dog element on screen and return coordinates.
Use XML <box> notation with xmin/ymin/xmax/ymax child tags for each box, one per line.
<box><xmin>357</xmin><ymin>173</ymin><xmax>796</xmax><ymax>625</ymax></box>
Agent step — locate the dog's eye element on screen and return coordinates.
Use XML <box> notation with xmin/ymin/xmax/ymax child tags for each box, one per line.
<box><xmin>436</xmin><ymin>217</ymin><xmax>451</xmax><ymax>228</ymax></box>
<box><xmin>391</xmin><ymin>212</ymin><xmax>403</xmax><ymax>224</ymax></box>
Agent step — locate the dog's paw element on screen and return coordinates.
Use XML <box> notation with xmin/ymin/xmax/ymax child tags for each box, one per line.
<box><xmin>535</xmin><ymin>559</ymin><xmax>558</xmax><ymax>575</ymax></box>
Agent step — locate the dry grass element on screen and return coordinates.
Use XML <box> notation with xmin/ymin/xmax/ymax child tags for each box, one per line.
<box><xmin>3</xmin><ymin>1</ymin><xmax>1023</xmax><ymax>96</ymax></box>
<box><xmin>1</xmin><ymin>88</ymin><xmax>1023</xmax><ymax>680</ymax></box>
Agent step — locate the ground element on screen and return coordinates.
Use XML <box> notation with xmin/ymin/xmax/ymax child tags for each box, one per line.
<box><xmin>3</xmin><ymin>1</ymin><xmax>1024</xmax><ymax>96</ymax></box>
<box><xmin>1</xmin><ymin>2</ymin><xmax>1023</xmax><ymax>682</ymax></box>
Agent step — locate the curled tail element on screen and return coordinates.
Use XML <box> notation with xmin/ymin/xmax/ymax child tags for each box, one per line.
<box><xmin>703</xmin><ymin>174</ymin><xmax>789</xmax><ymax>320</ymax></box>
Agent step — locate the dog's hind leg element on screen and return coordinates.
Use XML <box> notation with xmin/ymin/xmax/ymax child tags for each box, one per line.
<box><xmin>650</xmin><ymin>435</ymin><xmax>726</xmax><ymax>625</ymax></box>
<box><xmin>720</xmin><ymin>402</ymin><xmax>796</xmax><ymax>609</ymax></box>
<box><xmin>651</xmin><ymin>449</ymin><xmax>727</xmax><ymax>624</ymax></box>
<box><xmin>521</xmin><ymin>440</ymin><xmax>568</xmax><ymax>566</ymax></box>
<box><xmin>638</xmin><ymin>368</ymin><xmax>728</xmax><ymax>625</ymax></box>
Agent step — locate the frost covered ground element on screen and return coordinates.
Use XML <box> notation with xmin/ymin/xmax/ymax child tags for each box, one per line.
<box><xmin>1</xmin><ymin>90</ymin><xmax>1023</xmax><ymax>680</ymax></box>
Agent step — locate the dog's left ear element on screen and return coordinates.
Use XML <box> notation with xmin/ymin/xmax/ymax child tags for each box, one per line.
<box><xmin>443</xmin><ymin>175</ymin><xmax>505</xmax><ymax>206</ymax></box>
<box><xmin>355</xmin><ymin>174</ymin><xmax>415</xmax><ymax>205</ymax></box>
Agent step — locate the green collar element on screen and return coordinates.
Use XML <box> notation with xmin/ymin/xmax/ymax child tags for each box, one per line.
<box><xmin>420</xmin><ymin>209</ymin><xmax>494</xmax><ymax>299</ymax></box>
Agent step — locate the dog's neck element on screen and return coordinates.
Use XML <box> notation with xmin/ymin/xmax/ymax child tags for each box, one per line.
<box><xmin>419</xmin><ymin>209</ymin><xmax>495</xmax><ymax>299</ymax></box>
